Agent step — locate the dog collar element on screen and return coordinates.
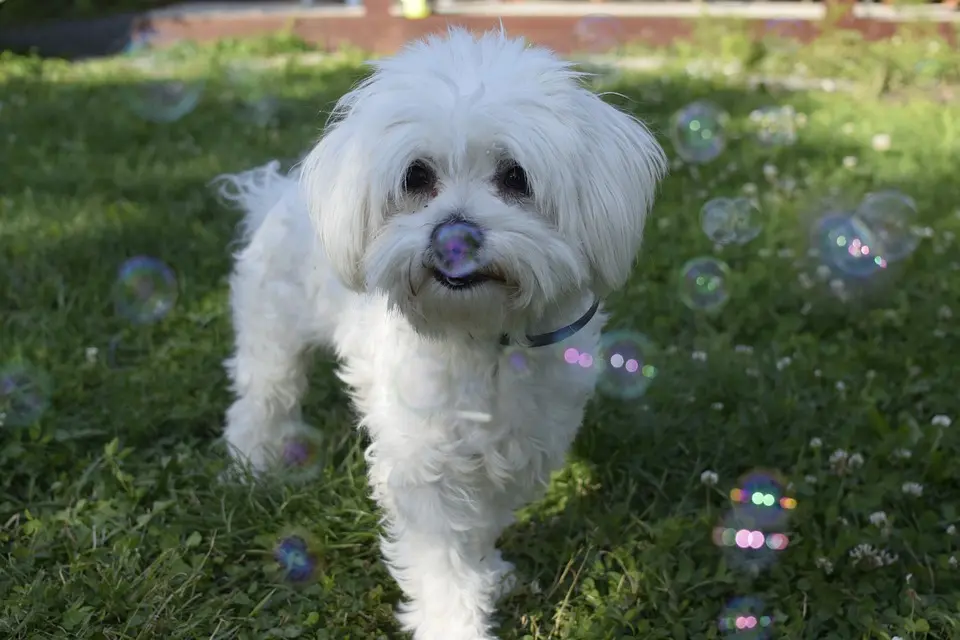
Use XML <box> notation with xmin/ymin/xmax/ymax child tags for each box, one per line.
<box><xmin>500</xmin><ymin>299</ymin><xmax>600</xmax><ymax>348</ymax></box>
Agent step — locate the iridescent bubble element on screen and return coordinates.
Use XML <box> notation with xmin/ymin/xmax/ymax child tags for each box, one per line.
<box><xmin>574</xmin><ymin>15</ymin><xmax>624</xmax><ymax>54</ymax></box>
<box><xmin>226</xmin><ymin>63</ymin><xmax>281</xmax><ymax>127</ymax></box>
<box><xmin>812</xmin><ymin>213</ymin><xmax>887</xmax><ymax>279</ymax></box>
<box><xmin>729</xmin><ymin>469</ymin><xmax>796</xmax><ymax>530</ymax></box>
<box><xmin>700</xmin><ymin>197</ymin><xmax>762</xmax><ymax>246</ymax></box>
<box><xmin>502</xmin><ymin>346</ymin><xmax>532</xmax><ymax>379</ymax></box>
<box><xmin>749</xmin><ymin>106</ymin><xmax>798</xmax><ymax>147</ymax></box>
<box><xmin>122</xmin><ymin>33</ymin><xmax>204</xmax><ymax>123</ymax></box>
<box><xmin>272</xmin><ymin>533</ymin><xmax>319</xmax><ymax>584</ymax></box>
<box><xmin>0</xmin><ymin>362</ymin><xmax>52</xmax><ymax>428</ymax></box>
<box><xmin>595</xmin><ymin>331</ymin><xmax>658</xmax><ymax>399</ymax></box>
<box><xmin>431</xmin><ymin>221</ymin><xmax>485</xmax><ymax>279</ymax></box>
<box><xmin>278</xmin><ymin>428</ymin><xmax>325</xmax><ymax>483</ymax></box>
<box><xmin>718</xmin><ymin>596</ymin><xmax>775</xmax><ymax>639</ymax></box>
<box><xmin>670</xmin><ymin>102</ymin><xmax>728</xmax><ymax>164</ymax></box>
<box><xmin>678</xmin><ymin>257</ymin><xmax>731</xmax><ymax>311</ymax></box>
<box><xmin>855</xmin><ymin>190</ymin><xmax>920</xmax><ymax>263</ymax></box>
<box><xmin>113</xmin><ymin>257</ymin><xmax>178</xmax><ymax>324</ymax></box>
<box><xmin>712</xmin><ymin>510</ymin><xmax>789</xmax><ymax>574</ymax></box>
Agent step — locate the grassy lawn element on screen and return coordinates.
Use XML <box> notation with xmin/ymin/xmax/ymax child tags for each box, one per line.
<box><xmin>2</xmin><ymin>26</ymin><xmax>959</xmax><ymax>639</ymax></box>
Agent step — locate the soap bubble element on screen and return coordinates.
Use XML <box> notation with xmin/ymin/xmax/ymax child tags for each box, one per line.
<box><xmin>812</xmin><ymin>213</ymin><xmax>887</xmax><ymax>279</ymax></box>
<box><xmin>574</xmin><ymin>15</ymin><xmax>624</xmax><ymax>54</ymax></box>
<box><xmin>113</xmin><ymin>257</ymin><xmax>178</xmax><ymax>324</ymax></box>
<box><xmin>700</xmin><ymin>197</ymin><xmax>762</xmax><ymax>246</ymax></box>
<box><xmin>855</xmin><ymin>190</ymin><xmax>920</xmax><ymax>263</ymax></box>
<box><xmin>122</xmin><ymin>31</ymin><xmax>204</xmax><ymax>123</ymax></box>
<box><xmin>270</xmin><ymin>530</ymin><xmax>320</xmax><ymax>584</ymax></box>
<box><xmin>718</xmin><ymin>596</ymin><xmax>775</xmax><ymax>638</ymax></box>
<box><xmin>226</xmin><ymin>62</ymin><xmax>282</xmax><ymax>127</ymax></box>
<box><xmin>729</xmin><ymin>469</ymin><xmax>796</xmax><ymax>530</ymax></box>
<box><xmin>749</xmin><ymin>106</ymin><xmax>798</xmax><ymax>147</ymax></box>
<box><xmin>678</xmin><ymin>257</ymin><xmax>731</xmax><ymax>311</ymax></box>
<box><xmin>0</xmin><ymin>362</ymin><xmax>52</xmax><ymax>427</ymax></box>
<box><xmin>502</xmin><ymin>346</ymin><xmax>532</xmax><ymax>379</ymax></box>
<box><xmin>594</xmin><ymin>331</ymin><xmax>658</xmax><ymax>399</ymax></box>
<box><xmin>431</xmin><ymin>221</ymin><xmax>485</xmax><ymax>279</ymax></box>
<box><xmin>277</xmin><ymin>428</ymin><xmax>326</xmax><ymax>483</ymax></box>
<box><xmin>713</xmin><ymin>510</ymin><xmax>790</xmax><ymax>574</ymax></box>
<box><xmin>670</xmin><ymin>102</ymin><xmax>728</xmax><ymax>164</ymax></box>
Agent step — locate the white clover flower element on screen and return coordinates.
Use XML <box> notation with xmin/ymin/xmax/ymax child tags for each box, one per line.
<box><xmin>871</xmin><ymin>133</ymin><xmax>891</xmax><ymax>151</ymax></box>
<box><xmin>734</xmin><ymin>345</ymin><xmax>754</xmax><ymax>355</ymax></box>
<box><xmin>742</xmin><ymin>182</ymin><xmax>758</xmax><ymax>196</ymax></box>
<box><xmin>815</xmin><ymin>557</ymin><xmax>834</xmax><ymax>575</ymax></box>
<box><xmin>932</xmin><ymin>415</ymin><xmax>951</xmax><ymax>428</ymax></box>
<box><xmin>711</xmin><ymin>402</ymin><xmax>724</xmax><ymax>411</ymax></box>
<box><xmin>938</xmin><ymin>306</ymin><xmax>953</xmax><ymax>320</ymax></box>
<box><xmin>865</xmin><ymin>370</ymin><xmax>876</xmax><ymax>380</ymax></box>
<box><xmin>891</xmin><ymin>448</ymin><xmax>912</xmax><ymax>460</ymax></box>
<box><xmin>776</xmin><ymin>357</ymin><xmax>792</xmax><ymax>371</ymax></box>
<box><xmin>814</xmin><ymin>369</ymin><xmax>822</xmax><ymax>378</ymax></box>
<box><xmin>869</xmin><ymin>511</ymin><xmax>888</xmax><ymax>526</ymax></box>
<box><xmin>85</xmin><ymin>346</ymin><xmax>99</xmax><ymax>363</ymax></box>
<box><xmin>809</xmin><ymin>437</ymin><xmax>823</xmax><ymax>449</ymax></box>
<box><xmin>842</xmin><ymin>156</ymin><xmax>858</xmax><ymax>169</ymax></box>
<box><xmin>829</xmin><ymin>449</ymin><xmax>848</xmax><ymax>464</ymax></box>
<box><xmin>804</xmin><ymin>474</ymin><xmax>818</xmax><ymax>485</ymax></box>
<box><xmin>848</xmin><ymin>453</ymin><xmax>864</xmax><ymax>469</ymax></box>
<box><xmin>949</xmin><ymin>556</ymin><xmax>958</xmax><ymax>569</ymax></box>
<box><xmin>763</xmin><ymin>163</ymin><xmax>778</xmax><ymax>180</ymax></box>
<box><xmin>947</xmin><ymin>524</ymin><xmax>956</xmax><ymax>535</ymax></box>
<box><xmin>691</xmin><ymin>351</ymin><xmax>708</xmax><ymax>362</ymax></box>
<box><xmin>835</xmin><ymin>381</ymin><xmax>846</xmax><ymax>392</ymax></box>
<box><xmin>700</xmin><ymin>470</ymin><xmax>719</xmax><ymax>486</ymax></box>
<box><xmin>902</xmin><ymin>482</ymin><xmax>923</xmax><ymax>497</ymax></box>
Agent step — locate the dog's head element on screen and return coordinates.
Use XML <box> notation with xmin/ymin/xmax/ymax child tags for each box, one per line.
<box><xmin>301</xmin><ymin>28</ymin><xmax>666</xmax><ymax>340</ymax></box>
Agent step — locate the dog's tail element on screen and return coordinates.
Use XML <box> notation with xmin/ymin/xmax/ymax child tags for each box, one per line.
<box><xmin>213</xmin><ymin>160</ymin><xmax>300</xmax><ymax>242</ymax></box>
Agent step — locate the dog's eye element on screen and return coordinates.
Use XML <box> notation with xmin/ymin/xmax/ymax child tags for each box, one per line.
<box><xmin>501</xmin><ymin>165</ymin><xmax>529</xmax><ymax>195</ymax></box>
<box><xmin>404</xmin><ymin>161</ymin><xmax>434</xmax><ymax>192</ymax></box>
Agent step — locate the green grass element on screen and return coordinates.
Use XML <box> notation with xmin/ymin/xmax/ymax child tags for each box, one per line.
<box><xmin>2</xmin><ymin>32</ymin><xmax>960</xmax><ymax>640</ymax></box>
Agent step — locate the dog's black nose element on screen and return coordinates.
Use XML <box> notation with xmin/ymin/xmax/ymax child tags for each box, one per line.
<box><xmin>430</xmin><ymin>218</ymin><xmax>485</xmax><ymax>279</ymax></box>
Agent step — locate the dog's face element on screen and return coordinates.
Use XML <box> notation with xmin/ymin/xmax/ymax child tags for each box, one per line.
<box><xmin>301</xmin><ymin>28</ymin><xmax>666</xmax><ymax>339</ymax></box>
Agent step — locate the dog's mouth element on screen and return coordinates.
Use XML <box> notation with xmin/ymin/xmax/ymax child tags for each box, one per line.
<box><xmin>430</xmin><ymin>268</ymin><xmax>503</xmax><ymax>290</ymax></box>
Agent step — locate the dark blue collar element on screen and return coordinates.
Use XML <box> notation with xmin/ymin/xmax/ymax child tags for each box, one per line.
<box><xmin>500</xmin><ymin>299</ymin><xmax>600</xmax><ymax>348</ymax></box>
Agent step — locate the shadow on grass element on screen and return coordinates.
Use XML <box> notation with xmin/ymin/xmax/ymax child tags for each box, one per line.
<box><xmin>2</xmin><ymin>66</ymin><xmax>959</xmax><ymax>638</ymax></box>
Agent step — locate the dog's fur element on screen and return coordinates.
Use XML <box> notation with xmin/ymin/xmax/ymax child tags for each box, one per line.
<box><xmin>218</xmin><ymin>28</ymin><xmax>666</xmax><ymax>640</ymax></box>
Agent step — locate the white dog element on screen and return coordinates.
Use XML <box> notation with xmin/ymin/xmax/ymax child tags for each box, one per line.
<box><xmin>218</xmin><ymin>27</ymin><xmax>666</xmax><ymax>639</ymax></box>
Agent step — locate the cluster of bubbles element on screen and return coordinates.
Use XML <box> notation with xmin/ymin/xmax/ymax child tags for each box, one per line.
<box><xmin>1</xmin><ymin>256</ymin><xmax>178</xmax><ymax>427</ymax></box>
<box><xmin>714</xmin><ymin>469</ymin><xmax>795</xmax><ymax>573</ymax></box>
<box><xmin>711</xmin><ymin>470</ymin><xmax>795</xmax><ymax>636</ymax></box>
<box><xmin>813</xmin><ymin>190</ymin><xmax>920</xmax><ymax>280</ymax></box>
<box><xmin>120</xmin><ymin>28</ymin><xmax>283</xmax><ymax>126</ymax></box>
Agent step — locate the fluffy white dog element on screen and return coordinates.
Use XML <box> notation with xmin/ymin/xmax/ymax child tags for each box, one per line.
<box><xmin>218</xmin><ymin>27</ymin><xmax>666</xmax><ymax>640</ymax></box>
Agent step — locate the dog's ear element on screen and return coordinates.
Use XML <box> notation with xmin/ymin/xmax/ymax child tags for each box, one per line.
<box><xmin>300</xmin><ymin>123</ymin><xmax>371</xmax><ymax>292</ymax></box>
<box><xmin>560</xmin><ymin>97</ymin><xmax>667</xmax><ymax>297</ymax></box>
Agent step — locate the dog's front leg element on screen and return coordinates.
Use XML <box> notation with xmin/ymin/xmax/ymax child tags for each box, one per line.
<box><xmin>370</xmin><ymin>449</ymin><xmax>503</xmax><ymax>640</ymax></box>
